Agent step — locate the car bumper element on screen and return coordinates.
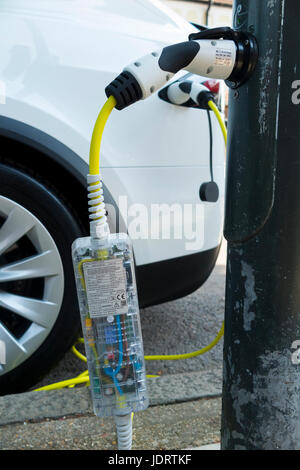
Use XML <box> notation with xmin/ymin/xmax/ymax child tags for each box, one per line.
<box><xmin>136</xmin><ymin>243</ymin><xmax>221</xmax><ymax>308</ymax></box>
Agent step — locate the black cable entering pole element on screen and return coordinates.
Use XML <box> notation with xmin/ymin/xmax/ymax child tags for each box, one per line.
<box><xmin>206</xmin><ymin>109</ymin><xmax>213</xmax><ymax>182</ymax></box>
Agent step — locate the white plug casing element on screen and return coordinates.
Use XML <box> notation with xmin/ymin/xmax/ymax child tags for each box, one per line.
<box><xmin>124</xmin><ymin>51</ymin><xmax>175</xmax><ymax>100</ymax></box>
<box><xmin>123</xmin><ymin>39</ymin><xmax>236</xmax><ymax>100</ymax></box>
<box><xmin>167</xmin><ymin>81</ymin><xmax>211</xmax><ymax>106</ymax></box>
<box><xmin>186</xmin><ymin>39</ymin><xmax>236</xmax><ymax>79</ymax></box>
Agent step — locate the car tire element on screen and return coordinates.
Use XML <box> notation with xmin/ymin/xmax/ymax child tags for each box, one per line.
<box><xmin>0</xmin><ymin>162</ymin><xmax>84</xmax><ymax>395</ymax></box>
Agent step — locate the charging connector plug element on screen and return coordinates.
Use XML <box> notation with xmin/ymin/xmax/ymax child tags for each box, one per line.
<box><xmin>105</xmin><ymin>38</ymin><xmax>237</xmax><ymax>110</ymax></box>
<box><xmin>105</xmin><ymin>27</ymin><xmax>258</xmax><ymax>111</ymax></box>
<box><xmin>159</xmin><ymin>80</ymin><xmax>214</xmax><ymax>109</ymax></box>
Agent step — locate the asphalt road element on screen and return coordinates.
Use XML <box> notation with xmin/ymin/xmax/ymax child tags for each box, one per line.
<box><xmin>32</xmin><ymin>241</ymin><xmax>227</xmax><ymax>390</ymax></box>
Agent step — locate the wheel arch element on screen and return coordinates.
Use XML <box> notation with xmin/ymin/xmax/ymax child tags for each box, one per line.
<box><xmin>0</xmin><ymin>116</ymin><xmax>120</xmax><ymax>235</ymax></box>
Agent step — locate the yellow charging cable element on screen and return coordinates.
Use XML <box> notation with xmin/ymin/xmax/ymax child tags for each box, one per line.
<box><xmin>34</xmin><ymin>96</ymin><xmax>226</xmax><ymax>392</ymax></box>
<box><xmin>141</xmin><ymin>99</ymin><xmax>227</xmax><ymax>363</ymax></box>
<box><xmin>208</xmin><ymin>100</ymin><xmax>227</xmax><ymax>146</ymax></box>
<box><xmin>144</xmin><ymin>322</ymin><xmax>224</xmax><ymax>361</ymax></box>
<box><xmin>89</xmin><ymin>95</ymin><xmax>117</xmax><ymax>175</ymax></box>
<box><xmin>71</xmin><ymin>337</ymin><xmax>87</xmax><ymax>363</ymax></box>
<box><xmin>71</xmin><ymin>319</ymin><xmax>224</xmax><ymax>364</ymax></box>
<box><xmin>34</xmin><ymin>322</ymin><xmax>223</xmax><ymax>391</ymax></box>
<box><xmin>34</xmin><ymin>376</ymin><xmax>89</xmax><ymax>392</ymax></box>
<box><xmin>34</xmin><ymin>318</ymin><xmax>224</xmax><ymax>391</ymax></box>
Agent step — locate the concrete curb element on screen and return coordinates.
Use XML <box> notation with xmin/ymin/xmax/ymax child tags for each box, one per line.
<box><xmin>0</xmin><ymin>368</ymin><xmax>222</xmax><ymax>425</ymax></box>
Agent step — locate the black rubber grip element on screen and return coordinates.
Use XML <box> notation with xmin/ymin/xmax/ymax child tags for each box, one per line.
<box><xmin>105</xmin><ymin>71</ymin><xmax>143</xmax><ymax>110</ymax></box>
<box><xmin>158</xmin><ymin>41</ymin><xmax>200</xmax><ymax>74</ymax></box>
<box><xmin>196</xmin><ymin>90</ymin><xmax>215</xmax><ymax>109</ymax></box>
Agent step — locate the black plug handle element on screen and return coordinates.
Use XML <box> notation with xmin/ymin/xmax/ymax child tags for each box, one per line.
<box><xmin>189</xmin><ymin>26</ymin><xmax>233</xmax><ymax>42</ymax></box>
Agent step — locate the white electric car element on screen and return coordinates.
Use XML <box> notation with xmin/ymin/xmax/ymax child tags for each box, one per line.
<box><xmin>0</xmin><ymin>0</ymin><xmax>225</xmax><ymax>394</ymax></box>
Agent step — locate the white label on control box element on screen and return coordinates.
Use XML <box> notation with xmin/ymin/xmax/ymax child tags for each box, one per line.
<box><xmin>83</xmin><ymin>258</ymin><xmax>128</xmax><ymax>317</ymax></box>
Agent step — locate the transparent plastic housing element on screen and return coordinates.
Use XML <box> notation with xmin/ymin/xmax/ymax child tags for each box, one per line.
<box><xmin>72</xmin><ymin>233</ymin><xmax>149</xmax><ymax>418</ymax></box>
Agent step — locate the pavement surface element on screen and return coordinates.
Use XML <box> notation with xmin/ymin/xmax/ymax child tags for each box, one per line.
<box><xmin>0</xmin><ymin>243</ymin><xmax>227</xmax><ymax>451</ymax></box>
<box><xmin>0</xmin><ymin>370</ymin><xmax>222</xmax><ymax>450</ymax></box>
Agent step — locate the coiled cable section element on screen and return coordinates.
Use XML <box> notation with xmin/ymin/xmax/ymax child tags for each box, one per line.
<box><xmin>88</xmin><ymin>94</ymin><xmax>116</xmax><ymax>239</ymax></box>
<box><xmin>114</xmin><ymin>414</ymin><xmax>133</xmax><ymax>450</ymax></box>
<box><xmin>87</xmin><ymin>173</ymin><xmax>109</xmax><ymax>238</ymax></box>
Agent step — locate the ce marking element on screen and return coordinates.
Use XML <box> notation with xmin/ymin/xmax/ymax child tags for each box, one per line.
<box><xmin>116</xmin><ymin>291</ymin><xmax>126</xmax><ymax>301</ymax></box>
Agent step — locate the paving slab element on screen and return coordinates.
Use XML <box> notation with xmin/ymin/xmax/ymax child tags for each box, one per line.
<box><xmin>0</xmin><ymin>397</ymin><xmax>222</xmax><ymax>450</ymax></box>
<box><xmin>0</xmin><ymin>368</ymin><xmax>222</xmax><ymax>450</ymax></box>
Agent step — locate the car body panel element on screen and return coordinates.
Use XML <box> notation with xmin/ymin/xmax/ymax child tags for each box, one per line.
<box><xmin>0</xmin><ymin>0</ymin><xmax>225</xmax><ymax>267</ymax></box>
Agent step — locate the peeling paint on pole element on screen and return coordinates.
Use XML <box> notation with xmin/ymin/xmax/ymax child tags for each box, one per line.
<box><xmin>241</xmin><ymin>261</ymin><xmax>256</xmax><ymax>331</ymax></box>
<box><xmin>224</xmin><ymin>349</ymin><xmax>300</xmax><ymax>449</ymax></box>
